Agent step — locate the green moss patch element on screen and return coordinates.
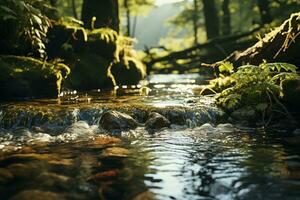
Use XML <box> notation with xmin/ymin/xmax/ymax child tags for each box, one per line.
<box><xmin>0</xmin><ymin>56</ymin><xmax>70</xmax><ymax>100</ymax></box>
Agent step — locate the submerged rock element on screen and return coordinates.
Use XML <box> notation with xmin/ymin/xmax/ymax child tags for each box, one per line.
<box><xmin>145</xmin><ymin>112</ymin><xmax>171</xmax><ymax>130</ymax></box>
<box><xmin>100</xmin><ymin>147</ymin><xmax>130</xmax><ymax>158</ymax></box>
<box><xmin>100</xmin><ymin>110</ymin><xmax>138</xmax><ymax>131</ymax></box>
<box><xmin>165</xmin><ymin>108</ymin><xmax>186</xmax><ymax>125</ymax></box>
<box><xmin>10</xmin><ymin>190</ymin><xmax>66</xmax><ymax>200</ymax></box>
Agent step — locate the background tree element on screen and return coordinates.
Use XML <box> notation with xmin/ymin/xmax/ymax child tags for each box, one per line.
<box><xmin>221</xmin><ymin>0</ymin><xmax>231</xmax><ymax>35</ymax></box>
<box><xmin>202</xmin><ymin>0</ymin><xmax>220</xmax><ymax>39</ymax></box>
<box><xmin>81</xmin><ymin>0</ymin><xmax>120</xmax><ymax>32</ymax></box>
<box><xmin>257</xmin><ymin>0</ymin><xmax>272</xmax><ymax>24</ymax></box>
<box><xmin>119</xmin><ymin>0</ymin><xmax>154</xmax><ymax>37</ymax></box>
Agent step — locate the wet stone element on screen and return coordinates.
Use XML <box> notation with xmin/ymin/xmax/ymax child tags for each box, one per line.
<box><xmin>165</xmin><ymin>108</ymin><xmax>186</xmax><ymax>125</ymax></box>
<box><xmin>88</xmin><ymin>135</ymin><xmax>121</xmax><ymax>147</ymax></box>
<box><xmin>100</xmin><ymin>147</ymin><xmax>130</xmax><ymax>158</ymax></box>
<box><xmin>100</xmin><ymin>110</ymin><xmax>138</xmax><ymax>131</ymax></box>
<box><xmin>198</xmin><ymin>123</ymin><xmax>215</xmax><ymax>133</ymax></box>
<box><xmin>10</xmin><ymin>190</ymin><xmax>66</xmax><ymax>200</ymax></box>
<box><xmin>88</xmin><ymin>170</ymin><xmax>119</xmax><ymax>181</ymax></box>
<box><xmin>145</xmin><ymin>112</ymin><xmax>171</xmax><ymax>130</ymax></box>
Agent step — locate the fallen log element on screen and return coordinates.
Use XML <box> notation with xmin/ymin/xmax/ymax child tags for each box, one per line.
<box><xmin>210</xmin><ymin>12</ymin><xmax>300</xmax><ymax>68</ymax></box>
<box><xmin>146</xmin><ymin>27</ymin><xmax>261</xmax><ymax>68</ymax></box>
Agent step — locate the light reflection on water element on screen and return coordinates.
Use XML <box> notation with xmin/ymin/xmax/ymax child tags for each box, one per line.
<box><xmin>0</xmin><ymin>74</ymin><xmax>299</xmax><ymax>199</ymax></box>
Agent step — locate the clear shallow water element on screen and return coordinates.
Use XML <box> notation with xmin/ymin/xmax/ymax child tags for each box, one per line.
<box><xmin>0</xmin><ymin>74</ymin><xmax>300</xmax><ymax>200</ymax></box>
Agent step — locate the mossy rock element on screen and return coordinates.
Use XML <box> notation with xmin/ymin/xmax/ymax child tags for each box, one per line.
<box><xmin>111</xmin><ymin>57</ymin><xmax>146</xmax><ymax>86</ymax></box>
<box><xmin>65</xmin><ymin>53</ymin><xmax>114</xmax><ymax>90</ymax></box>
<box><xmin>0</xmin><ymin>55</ymin><xmax>70</xmax><ymax>100</ymax></box>
<box><xmin>46</xmin><ymin>23</ymin><xmax>87</xmax><ymax>60</ymax></box>
<box><xmin>87</xmin><ymin>28</ymin><xmax>118</xmax><ymax>61</ymax></box>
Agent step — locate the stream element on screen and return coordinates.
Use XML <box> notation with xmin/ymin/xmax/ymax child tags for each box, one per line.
<box><xmin>0</xmin><ymin>74</ymin><xmax>300</xmax><ymax>200</ymax></box>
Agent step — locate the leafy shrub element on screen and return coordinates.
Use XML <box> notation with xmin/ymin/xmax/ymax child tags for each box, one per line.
<box><xmin>0</xmin><ymin>0</ymin><xmax>51</xmax><ymax>57</ymax></box>
<box><xmin>206</xmin><ymin>62</ymin><xmax>300</xmax><ymax>116</ymax></box>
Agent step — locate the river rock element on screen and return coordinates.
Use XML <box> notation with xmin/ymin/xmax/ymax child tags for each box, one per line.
<box><xmin>10</xmin><ymin>190</ymin><xmax>66</xmax><ymax>200</ymax></box>
<box><xmin>100</xmin><ymin>110</ymin><xmax>138</xmax><ymax>131</ymax></box>
<box><xmin>145</xmin><ymin>112</ymin><xmax>171</xmax><ymax>130</ymax></box>
<box><xmin>100</xmin><ymin>147</ymin><xmax>130</xmax><ymax>158</ymax></box>
<box><xmin>166</xmin><ymin>108</ymin><xmax>186</xmax><ymax>125</ymax></box>
<box><xmin>216</xmin><ymin>123</ymin><xmax>235</xmax><ymax>133</ymax></box>
<box><xmin>198</xmin><ymin>123</ymin><xmax>215</xmax><ymax>133</ymax></box>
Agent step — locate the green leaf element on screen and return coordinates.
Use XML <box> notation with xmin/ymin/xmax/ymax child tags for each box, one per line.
<box><xmin>219</xmin><ymin>62</ymin><xmax>234</xmax><ymax>73</ymax></box>
<box><xmin>0</xmin><ymin>5</ymin><xmax>17</xmax><ymax>15</ymax></box>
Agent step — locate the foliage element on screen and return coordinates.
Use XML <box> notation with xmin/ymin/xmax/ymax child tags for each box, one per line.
<box><xmin>119</xmin><ymin>0</ymin><xmax>155</xmax><ymax>16</ymax></box>
<box><xmin>0</xmin><ymin>0</ymin><xmax>51</xmax><ymax>58</ymax></box>
<box><xmin>207</xmin><ymin>62</ymin><xmax>300</xmax><ymax>116</ymax></box>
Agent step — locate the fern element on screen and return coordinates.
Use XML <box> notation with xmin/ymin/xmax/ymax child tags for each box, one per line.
<box><xmin>210</xmin><ymin>62</ymin><xmax>300</xmax><ymax>116</ymax></box>
<box><xmin>0</xmin><ymin>0</ymin><xmax>51</xmax><ymax>58</ymax></box>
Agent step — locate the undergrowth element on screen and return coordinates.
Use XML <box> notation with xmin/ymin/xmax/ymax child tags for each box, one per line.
<box><xmin>202</xmin><ymin>62</ymin><xmax>300</xmax><ymax>123</ymax></box>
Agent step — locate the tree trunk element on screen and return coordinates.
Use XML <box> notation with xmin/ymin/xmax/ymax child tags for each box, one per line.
<box><xmin>202</xmin><ymin>0</ymin><xmax>220</xmax><ymax>40</ymax></box>
<box><xmin>124</xmin><ymin>0</ymin><xmax>131</xmax><ymax>36</ymax></box>
<box><xmin>257</xmin><ymin>0</ymin><xmax>272</xmax><ymax>24</ymax></box>
<box><xmin>71</xmin><ymin>0</ymin><xmax>78</xmax><ymax>19</ymax></box>
<box><xmin>222</xmin><ymin>0</ymin><xmax>231</xmax><ymax>35</ymax></box>
<box><xmin>81</xmin><ymin>0</ymin><xmax>120</xmax><ymax>32</ymax></box>
<box><xmin>49</xmin><ymin>0</ymin><xmax>57</xmax><ymax>6</ymax></box>
<box><xmin>193</xmin><ymin>0</ymin><xmax>199</xmax><ymax>45</ymax></box>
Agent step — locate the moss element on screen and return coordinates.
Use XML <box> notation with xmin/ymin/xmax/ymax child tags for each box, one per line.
<box><xmin>65</xmin><ymin>53</ymin><xmax>114</xmax><ymax>90</ymax></box>
<box><xmin>46</xmin><ymin>21</ymin><xmax>146</xmax><ymax>90</ymax></box>
<box><xmin>0</xmin><ymin>56</ymin><xmax>70</xmax><ymax>99</ymax></box>
<box><xmin>46</xmin><ymin>22</ymin><xmax>87</xmax><ymax>60</ymax></box>
<box><xmin>87</xmin><ymin>28</ymin><xmax>119</xmax><ymax>61</ymax></box>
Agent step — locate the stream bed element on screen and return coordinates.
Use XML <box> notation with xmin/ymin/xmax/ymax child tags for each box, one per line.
<box><xmin>0</xmin><ymin>74</ymin><xmax>300</xmax><ymax>200</ymax></box>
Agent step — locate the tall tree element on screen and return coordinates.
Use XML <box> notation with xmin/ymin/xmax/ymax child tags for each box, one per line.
<box><xmin>120</xmin><ymin>0</ymin><xmax>154</xmax><ymax>36</ymax></box>
<box><xmin>202</xmin><ymin>0</ymin><xmax>220</xmax><ymax>39</ymax></box>
<box><xmin>71</xmin><ymin>0</ymin><xmax>78</xmax><ymax>19</ymax></box>
<box><xmin>81</xmin><ymin>0</ymin><xmax>120</xmax><ymax>32</ymax></box>
<box><xmin>192</xmin><ymin>0</ymin><xmax>199</xmax><ymax>45</ymax></box>
<box><xmin>49</xmin><ymin>0</ymin><xmax>57</xmax><ymax>6</ymax></box>
<box><xmin>222</xmin><ymin>0</ymin><xmax>231</xmax><ymax>35</ymax></box>
<box><xmin>257</xmin><ymin>0</ymin><xmax>272</xmax><ymax>24</ymax></box>
<box><xmin>124</xmin><ymin>0</ymin><xmax>131</xmax><ymax>36</ymax></box>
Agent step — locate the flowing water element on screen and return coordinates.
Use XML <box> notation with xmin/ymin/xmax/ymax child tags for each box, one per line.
<box><xmin>0</xmin><ymin>74</ymin><xmax>300</xmax><ymax>200</ymax></box>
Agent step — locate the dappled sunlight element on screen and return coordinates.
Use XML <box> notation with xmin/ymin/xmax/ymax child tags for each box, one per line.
<box><xmin>0</xmin><ymin>0</ymin><xmax>300</xmax><ymax>199</ymax></box>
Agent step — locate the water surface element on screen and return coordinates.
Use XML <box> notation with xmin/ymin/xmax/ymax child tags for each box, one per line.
<box><xmin>0</xmin><ymin>74</ymin><xmax>299</xmax><ymax>200</ymax></box>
